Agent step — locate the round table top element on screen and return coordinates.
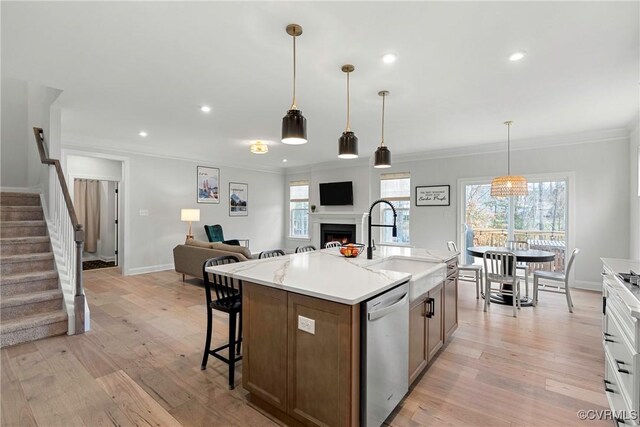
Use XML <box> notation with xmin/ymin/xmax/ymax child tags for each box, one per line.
<box><xmin>466</xmin><ymin>246</ymin><xmax>556</xmax><ymax>263</ymax></box>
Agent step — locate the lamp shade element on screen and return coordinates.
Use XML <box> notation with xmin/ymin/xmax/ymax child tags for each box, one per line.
<box><xmin>338</xmin><ymin>131</ymin><xmax>358</xmax><ymax>159</ymax></box>
<box><xmin>374</xmin><ymin>145</ymin><xmax>391</xmax><ymax>168</ymax></box>
<box><xmin>490</xmin><ymin>175</ymin><xmax>528</xmax><ymax>197</ymax></box>
<box><xmin>282</xmin><ymin>109</ymin><xmax>307</xmax><ymax>145</ymax></box>
<box><xmin>181</xmin><ymin>209</ymin><xmax>200</xmax><ymax>222</ymax></box>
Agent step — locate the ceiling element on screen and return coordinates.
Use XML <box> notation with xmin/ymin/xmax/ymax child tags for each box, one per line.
<box><xmin>2</xmin><ymin>1</ymin><xmax>638</xmax><ymax>170</ymax></box>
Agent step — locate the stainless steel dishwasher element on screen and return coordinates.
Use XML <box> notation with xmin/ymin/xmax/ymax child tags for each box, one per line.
<box><xmin>361</xmin><ymin>282</ymin><xmax>409</xmax><ymax>426</ymax></box>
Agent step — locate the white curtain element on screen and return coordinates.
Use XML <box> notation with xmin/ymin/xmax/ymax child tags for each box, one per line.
<box><xmin>74</xmin><ymin>179</ymin><xmax>100</xmax><ymax>253</ymax></box>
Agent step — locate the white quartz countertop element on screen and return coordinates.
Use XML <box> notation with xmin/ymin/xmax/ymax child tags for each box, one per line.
<box><xmin>602</xmin><ymin>258</ymin><xmax>640</xmax><ymax>318</ymax></box>
<box><xmin>206</xmin><ymin>246</ymin><xmax>457</xmax><ymax>305</ymax></box>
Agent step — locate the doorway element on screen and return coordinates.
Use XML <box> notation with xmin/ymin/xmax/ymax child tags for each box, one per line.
<box><xmin>460</xmin><ymin>175</ymin><xmax>570</xmax><ymax>272</ymax></box>
<box><xmin>74</xmin><ymin>178</ymin><xmax>119</xmax><ymax>270</ymax></box>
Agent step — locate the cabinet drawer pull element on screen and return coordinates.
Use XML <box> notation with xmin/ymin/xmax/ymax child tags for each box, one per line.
<box><xmin>615</xmin><ymin>359</ymin><xmax>630</xmax><ymax>374</ymax></box>
<box><xmin>425</xmin><ymin>298</ymin><xmax>434</xmax><ymax>318</ymax></box>
<box><xmin>603</xmin><ymin>379</ymin><xmax>615</xmax><ymax>393</ymax></box>
<box><xmin>603</xmin><ymin>332</ymin><xmax>615</xmax><ymax>342</ymax></box>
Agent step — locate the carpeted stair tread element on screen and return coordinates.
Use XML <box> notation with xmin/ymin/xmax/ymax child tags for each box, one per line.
<box><xmin>0</xmin><ymin>220</ymin><xmax>46</xmax><ymax>228</ymax></box>
<box><xmin>0</xmin><ymin>252</ymin><xmax>54</xmax><ymax>264</ymax></box>
<box><xmin>0</xmin><ymin>236</ymin><xmax>50</xmax><ymax>244</ymax></box>
<box><xmin>0</xmin><ymin>270</ymin><xmax>58</xmax><ymax>285</ymax></box>
<box><xmin>1</xmin><ymin>289</ymin><xmax>63</xmax><ymax>308</ymax></box>
<box><xmin>0</xmin><ymin>310</ymin><xmax>67</xmax><ymax>334</ymax></box>
<box><xmin>0</xmin><ymin>193</ymin><xmax>41</xmax><ymax>207</ymax></box>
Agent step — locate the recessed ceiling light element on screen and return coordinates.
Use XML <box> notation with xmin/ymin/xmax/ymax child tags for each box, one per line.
<box><xmin>508</xmin><ymin>51</ymin><xmax>526</xmax><ymax>62</ymax></box>
<box><xmin>138</xmin><ymin>131</ymin><xmax>148</xmax><ymax>137</ymax></box>
<box><xmin>382</xmin><ymin>53</ymin><xmax>397</xmax><ymax>64</ymax></box>
<box><xmin>282</xmin><ymin>159</ymin><xmax>288</xmax><ymax>163</ymax></box>
<box><xmin>200</xmin><ymin>105</ymin><xmax>211</xmax><ymax>113</ymax></box>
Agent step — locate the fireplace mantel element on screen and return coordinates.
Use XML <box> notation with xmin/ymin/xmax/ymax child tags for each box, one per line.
<box><xmin>309</xmin><ymin>211</ymin><xmax>368</xmax><ymax>247</ymax></box>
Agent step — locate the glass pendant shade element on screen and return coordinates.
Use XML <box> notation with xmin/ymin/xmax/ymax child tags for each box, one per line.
<box><xmin>490</xmin><ymin>120</ymin><xmax>528</xmax><ymax>197</ymax></box>
<box><xmin>338</xmin><ymin>131</ymin><xmax>358</xmax><ymax>159</ymax></box>
<box><xmin>374</xmin><ymin>145</ymin><xmax>391</xmax><ymax>168</ymax></box>
<box><xmin>281</xmin><ymin>109</ymin><xmax>307</xmax><ymax>145</ymax></box>
<box><xmin>250</xmin><ymin>141</ymin><xmax>269</xmax><ymax>154</ymax></box>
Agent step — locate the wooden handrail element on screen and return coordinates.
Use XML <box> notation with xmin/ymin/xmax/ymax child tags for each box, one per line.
<box><xmin>33</xmin><ymin>127</ymin><xmax>85</xmax><ymax>334</ymax></box>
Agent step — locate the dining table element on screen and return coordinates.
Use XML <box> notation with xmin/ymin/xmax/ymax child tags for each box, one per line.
<box><xmin>466</xmin><ymin>245</ymin><xmax>556</xmax><ymax>307</ymax></box>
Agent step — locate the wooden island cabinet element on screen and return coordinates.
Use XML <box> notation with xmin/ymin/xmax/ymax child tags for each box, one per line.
<box><xmin>207</xmin><ymin>247</ymin><xmax>460</xmax><ymax>427</ymax></box>
<box><xmin>243</xmin><ymin>282</ymin><xmax>360</xmax><ymax>427</ymax></box>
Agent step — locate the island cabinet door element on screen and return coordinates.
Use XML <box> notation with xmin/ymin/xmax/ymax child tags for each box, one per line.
<box><xmin>443</xmin><ymin>275</ymin><xmax>458</xmax><ymax>341</ymax></box>
<box><xmin>408</xmin><ymin>297</ymin><xmax>428</xmax><ymax>384</ymax></box>
<box><xmin>287</xmin><ymin>293</ymin><xmax>360</xmax><ymax>427</ymax></box>
<box><xmin>242</xmin><ymin>283</ymin><xmax>288</xmax><ymax>412</ymax></box>
<box><xmin>426</xmin><ymin>283</ymin><xmax>444</xmax><ymax>362</ymax></box>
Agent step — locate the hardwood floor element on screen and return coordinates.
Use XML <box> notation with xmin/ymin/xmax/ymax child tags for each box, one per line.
<box><xmin>1</xmin><ymin>268</ymin><xmax>609</xmax><ymax>426</ymax></box>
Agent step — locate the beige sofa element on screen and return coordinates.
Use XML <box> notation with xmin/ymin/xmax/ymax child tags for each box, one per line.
<box><xmin>173</xmin><ymin>238</ymin><xmax>252</xmax><ymax>280</ymax></box>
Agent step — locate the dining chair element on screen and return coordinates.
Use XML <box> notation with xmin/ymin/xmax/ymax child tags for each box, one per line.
<box><xmin>258</xmin><ymin>249</ymin><xmax>286</xmax><ymax>259</ymax></box>
<box><xmin>505</xmin><ymin>240</ymin><xmax>530</xmax><ymax>297</ymax></box>
<box><xmin>483</xmin><ymin>250</ymin><xmax>521</xmax><ymax>317</ymax></box>
<box><xmin>201</xmin><ymin>256</ymin><xmax>243</xmax><ymax>389</ymax></box>
<box><xmin>447</xmin><ymin>241</ymin><xmax>483</xmax><ymax>299</ymax></box>
<box><xmin>295</xmin><ymin>245</ymin><xmax>316</xmax><ymax>253</ymax></box>
<box><xmin>533</xmin><ymin>248</ymin><xmax>580</xmax><ymax>313</ymax></box>
<box><xmin>325</xmin><ymin>241</ymin><xmax>342</xmax><ymax>249</ymax></box>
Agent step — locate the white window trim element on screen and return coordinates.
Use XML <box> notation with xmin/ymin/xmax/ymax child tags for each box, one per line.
<box><xmin>379</xmin><ymin>173</ymin><xmax>411</xmax><ymax>244</ymax></box>
<box><xmin>457</xmin><ymin>171</ymin><xmax>576</xmax><ymax>281</ymax></box>
<box><xmin>289</xmin><ymin>181</ymin><xmax>310</xmax><ymax>239</ymax></box>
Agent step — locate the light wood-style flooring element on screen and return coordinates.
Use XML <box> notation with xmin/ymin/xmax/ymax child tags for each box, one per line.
<box><xmin>1</xmin><ymin>268</ymin><xmax>609</xmax><ymax>426</ymax></box>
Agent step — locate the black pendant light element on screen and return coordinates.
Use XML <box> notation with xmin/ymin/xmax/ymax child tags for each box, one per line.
<box><xmin>374</xmin><ymin>90</ymin><xmax>391</xmax><ymax>168</ymax></box>
<box><xmin>338</xmin><ymin>64</ymin><xmax>358</xmax><ymax>159</ymax></box>
<box><xmin>281</xmin><ymin>24</ymin><xmax>307</xmax><ymax>145</ymax></box>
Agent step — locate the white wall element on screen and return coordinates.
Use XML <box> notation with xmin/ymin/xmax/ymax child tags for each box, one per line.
<box><xmin>1</xmin><ymin>78</ymin><xmax>28</xmax><ymax>187</ymax></box>
<box><xmin>365</xmin><ymin>137</ymin><xmax>630</xmax><ymax>286</ymax></box>
<box><xmin>97</xmin><ymin>181</ymin><xmax>116</xmax><ymax>261</ymax></box>
<box><xmin>63</xmin><ymin>147</ymin><xmax>285</xmax><ymax>274</ymax></box>
<box><xmin>284</xmin><ymin>164</ymin><xmax>370</xmax><ymax>250</ymax></box>
<box><xmin>631</xmin><ymin>125</ymin><xmax>640</xmax><ymax>259</ymax></box>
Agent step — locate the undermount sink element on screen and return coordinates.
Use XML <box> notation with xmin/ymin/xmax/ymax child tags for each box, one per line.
<box><xmin>367</xmin><ymin>257</ymin><xmax>447</xmax><ymax>302</ymax></box>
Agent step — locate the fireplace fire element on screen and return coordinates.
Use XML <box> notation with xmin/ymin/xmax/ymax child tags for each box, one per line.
<box><xmin>320</xmin><ymin>223</ymin><xmax>356</xmax><ymax>248</ymax></box>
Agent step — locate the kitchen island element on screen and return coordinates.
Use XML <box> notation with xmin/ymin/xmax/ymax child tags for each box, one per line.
<box><xmin>207</xmin><ymin>246</ymin><xmax>459</xmax><ymax>427</ymax></box>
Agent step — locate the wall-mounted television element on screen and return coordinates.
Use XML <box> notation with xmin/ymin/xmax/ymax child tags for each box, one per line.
<box><xmin>319</xmin><ymin>181</ymin><xmax>353</xmax><ymax>206</ymax></box>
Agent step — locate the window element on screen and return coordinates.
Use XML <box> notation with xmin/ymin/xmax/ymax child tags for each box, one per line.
<box><xmin>380</xmin><ymin>173</ymin><xmax>411</xmax><ymax>243</ymax></box>
<box><xmin>463</xmin><ymin>176</ymin><xmax>568</xmax><ymax>270</ymax></box>
<box><xmin>289</xmin><ymin>181</ymin><xmax>309</xmax><ymax>238</ymax></box>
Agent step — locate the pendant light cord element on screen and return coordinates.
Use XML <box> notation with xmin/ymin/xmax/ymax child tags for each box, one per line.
<box><xmin>291</xmin><ymin>32</ymin><xmax>297</xmax><ymax>110</ymax></box>
<box><xmin>507</xmin><ymin>121</ymin><xmax>511</xmax><ymax>175</ymax></box>
<box><xmin>380</xmin><ymin>93</ymin><xmax>386</xmax><ymax>147</ymax></box>
<box><xmin>345</xmin><ymin>71</ymin><xmax>351</xmax><ymax>131</ymax></box>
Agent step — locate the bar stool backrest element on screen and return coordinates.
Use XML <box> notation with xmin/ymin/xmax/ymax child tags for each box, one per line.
<box><xmin>259</xmin><ymin>249</ymin><xmax>286</xmax><ymax>259</ymax></box>
<box><xmin>203</xmin><ymin>256</ymin><xmax>242</xmax><ymax>306</ymax></box>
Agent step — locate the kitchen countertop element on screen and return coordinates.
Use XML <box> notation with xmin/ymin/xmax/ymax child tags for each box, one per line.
<box><xmin>206</xmin><ymin>246</ymin><xmax>458</xmax><ymax>305</ymax></box>
<box><xmin>602</xmin><ymin>257</ymin><xmax>640</xmax><ymax>318</ymax></box>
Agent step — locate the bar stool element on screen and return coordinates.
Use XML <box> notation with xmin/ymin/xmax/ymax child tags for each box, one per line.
<box><xmin>201</xmin><ymin>256</ymin><xmax>243</xmax><ymax>389</ymax></box>
<box><xmin>259</xmin><ymin>249</ymin><xmax>285</xmax><ymax>259</ymax></box>
<box><xmin>325</xmin><ymin>241</ymin><xmax>342</xmax><ymax>248</ymax></box>
<box><xmin>447</xmin><ymin>241</ymin><xmax>483</xmax><ymax>299</ymax></box>
<box><xmin>295</xmin><ymin>245</ymin><xmax>316</xmax><ymax>253</ymax></box>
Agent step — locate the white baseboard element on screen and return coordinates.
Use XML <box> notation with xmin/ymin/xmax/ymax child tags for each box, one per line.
<box><xmin>127</xmin><ymin>263</ymin><xmax>174</xmax><ymax>276</ymax></box>
<box><xmin>98</xmin><ymin>255</ymin><xmax>115</xmax><ymax>262</ymax></box>
<box><xmin>573</xmin><ymin>280</ymin><xmax>601</xmax><ymax>291</ymax></box>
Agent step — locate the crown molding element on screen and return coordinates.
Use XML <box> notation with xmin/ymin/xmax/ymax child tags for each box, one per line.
<box><xmin>62</xmin><ymin>134</ymin><xmax>285</xmax><ymax>175</ymax></box>
<box><xmin>391</xmin><ymin>127</ymin><xmax>630</xmax><ymax>164</ymax></box>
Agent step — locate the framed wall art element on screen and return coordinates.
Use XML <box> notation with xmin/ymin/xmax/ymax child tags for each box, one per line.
<box><xmin>229</xmin><ymin>182</ymin><xmax>248</xmax><ymax>216</ymax></box>
<box><xmin>416</xmin><ymin>185</ymin><xmax>450</xmax><ymax>206</ymax></box>
<box><xmin>197</xmin><ymin>166</ymin><xmax>220</xmax><ymax>204</ymax></box>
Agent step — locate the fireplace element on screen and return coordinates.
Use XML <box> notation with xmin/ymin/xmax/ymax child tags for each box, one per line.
<box><xmin>320</xmin><ymin>223</ymin><xmax>356</xmax><ymax>248</ymax></box>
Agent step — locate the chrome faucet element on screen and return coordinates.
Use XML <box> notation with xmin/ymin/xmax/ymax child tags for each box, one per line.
<box><xmin>367</xmin><ymin>199</ymin><xmax>397</xmax><ymax>259</ymax></box>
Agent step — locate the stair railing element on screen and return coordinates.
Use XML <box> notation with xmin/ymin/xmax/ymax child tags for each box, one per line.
<box><xmin>33</xmin><ymin>127</ymin><xmax>85</xmax><ymax>334</ymax></box>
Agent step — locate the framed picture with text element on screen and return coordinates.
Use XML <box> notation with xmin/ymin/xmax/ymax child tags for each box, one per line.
<box><xmin>197</xmin><ymin>166</ymin><xmax>220</xmax><ymax>204</ymax></box>
<box><xmin>229</xmin><ymin>182</ymin><xmax>248</xmax><ymax>216</ymax></box>
<box><xmin>416</xmin><ymin>185</ymin><xmax>450</xmax><ymax>206</ymax></box>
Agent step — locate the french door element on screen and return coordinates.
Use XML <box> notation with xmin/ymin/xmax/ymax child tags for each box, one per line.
<box><xmin>461</xmin><ymin>176</ymin><xmax>569</xmax><ymax>272</ymax></box>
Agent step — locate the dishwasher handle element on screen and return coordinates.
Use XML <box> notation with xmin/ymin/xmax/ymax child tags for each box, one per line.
<box><xmin>368</xmin><ymin>293</ymin><xmax>408</xmax><ymax>321</ymax></box>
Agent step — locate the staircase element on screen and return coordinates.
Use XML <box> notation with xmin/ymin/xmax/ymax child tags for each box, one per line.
<box><xmin>0</xmin><ymin>192</ymin><xmax>68</xmax><ymax>348</ymax></box>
